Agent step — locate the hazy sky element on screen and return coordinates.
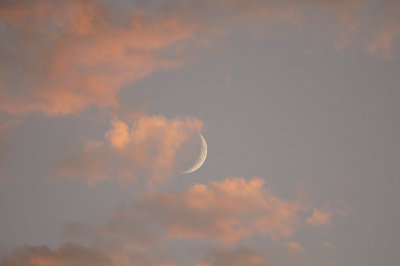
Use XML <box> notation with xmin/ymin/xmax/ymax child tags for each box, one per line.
<box><xmin>1</xmin><ymin>0</ymin><xmax>400</xmax><ymax>265</ymax></box>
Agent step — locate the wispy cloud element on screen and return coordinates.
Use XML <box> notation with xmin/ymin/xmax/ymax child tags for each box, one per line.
<box><xmin>0</xmin><ymin>0</ymin><xmax>198</xmax><ymax>115</ymax></box>
<box><xmin>1</xmin><ymin>0</ymin><xmax>398</xmax><ymax>116</ymax></box>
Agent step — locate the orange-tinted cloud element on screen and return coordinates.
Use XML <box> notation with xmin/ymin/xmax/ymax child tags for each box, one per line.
<box><xmin>322</xmin><ymin>241</ymin><xmax>336</xmax><ymax>249</ymax></box>
<box><xmin>59</xmin><ymin>115</ymin><xmax>203</xmax><ymax>185</ymax></box>
<box><xmin>198</xmin><ymin>247</ymin><xmax>269</xmax><ymax>266</ymax></box>
<box><xmin>1</xmin><ymin>243</ymin><xmax>270</xmax><ymax>266</ymax></box>
<box><xmin>79</xmin><ymin>177</ymin><xmax>303</xmax><ymax>246</ymax></box>
<box><xmin>366</xmin><ymin>1</ymin><xmax>400</xmax><ymax>59</ymax></box>
<box><xmin>1</xmin><ymin>0</ymin><xmax>398</xmax><ymax>116</ymax></box>
<box><xmin>157</xmin><ymin>177</ymin><xmax>302</xmax><ymax>244</ymax></box>
<box><xmin>2</xmin><ymin>175</ymin><xmax>336</xmax><ymax>265</ymax></box>
<box><xmin>0</xmin><ymin>243</ymin><xmax>178</xmax><ymax>266</ymax></box>
<box><xmin>306</xmin><ymin>208</ymin><xmax>332</xmax><ymax>227</ymax></box>
<box><xmin>0</xmin><ymin>244</ymin><xmax>114</xmax><ymax>266</ymax></box>
<box><xmin>0</xmin><ymin>0</ymin><xmax>198</xmax><ymax>115</ymax></box>
<box><xmin>287</xmin><ymin>241</ymin><xmax>306</xmax><ymax>253</ymax></box>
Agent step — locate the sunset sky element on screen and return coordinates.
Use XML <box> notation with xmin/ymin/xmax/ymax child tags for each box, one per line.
<box><xmin>1</xmin><ymin>0</ymin><xmax>400</xmax><ymax>265</ymax></box>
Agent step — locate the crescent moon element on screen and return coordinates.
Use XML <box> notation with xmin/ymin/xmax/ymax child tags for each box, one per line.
<box><xmin>182</xmin><ymin>133</ymin><xmax>207</xmax><ymax>174</ymax></box>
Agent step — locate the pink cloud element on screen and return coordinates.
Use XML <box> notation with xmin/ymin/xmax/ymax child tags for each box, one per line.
<box><xmin>366</xmin><ymin>18</ymin><xmax>400</xmax><ymax>59</ymax></box>
<box><xmin>1</xmin><ymin>0</ymin><xmax>398</xmax><ymax>117</ymax></box>
<box><xmin>160</xmin><ymin>177</ymin><xmax>302</xmax><ymax>244</ymax></box>
<box><xmin>1</xmin><ymin>243</ymin><xmax>272</xmax><ymax>266</ymax></box>
<box><xmin>366</xmin><ymin>1</ymin><xmax>400</xmax><ymax>59</ymax></box>
<box><xmin>78</xmin><ymin>177</ymin><xmax>303</xmax><ymax>246</ymax></box>
<box><xmin>0</xmin><ymin>243</ymin><xmax>178</xmax><ymax>266</ymax></box>
<box><xmin>59</xmin><ymin>115</ymin><xmax>203</xmax><ymax>185</ymax></box>
<box><xmin>0</xmin><ymin>0</ymin><xmax>198</xmax><ymax>115</ymax></box>
<box><xmin>287</xmin><ymin>241</ymin><xmax>306</xmax><ymax>253</ymax></box>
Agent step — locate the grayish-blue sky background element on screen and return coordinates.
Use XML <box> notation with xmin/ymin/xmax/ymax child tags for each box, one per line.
<box><xmin>1</xmin><ymin>0</ymin><xmax>400</xmax><ymax>265</ymax></box>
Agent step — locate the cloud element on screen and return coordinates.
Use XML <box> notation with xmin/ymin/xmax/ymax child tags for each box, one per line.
<box><xmin>1</xmin><ymin>175</ymin><xmax>307</xmax><ymax>264</ymax></box>
<box><xmin>1</xmin><ymin>176</ymin><xmax>335</xmax><ymax>265</ymax></box>
<box><xmin>59</xmin><ymin>115</ymin><xmax>203</xmax><ymax>185</ymax></box>
<box><xmin>1</xmin><ymin>0</ymin><xmax>399</xmax><ymax>116</ymax></box>
<box><xmin>306</xmin><ymin>208</ymin><xmax>332</xmax><ymax>227</ymax></box>
<box><xmin>148</xmin><ymin>177</ymin><xmax>302</xmax><ymax>244</ymax></box>
<box><xmin>336</xmin><ymin>204</ymin><xmax>351</xmax><ymax>217</ymax></box>
<box><xmin>365</xmin><ymin>1</ymin><xmax>400</xmax><ymax>59</ymax></box>
<box><xmin>0</xmin><ymin>244</ymin><xmax>115</xmax><ymax>266</ymax></box>
<box><xmin>75</xmin><ymin>177</ymin><xmax>303</xmax><ymax>246</ymax></box>
<box><xmin>322</xmin><ymin>242</ymin><xmax>336</xmax><ymax>249</ymax></box>
<box><xmin>198</xmin><ymin>247</ymin><xmax>269</xmax><ymax>266</ymax></box>
<box><xmin>0</xmin><ymin>0</ymin><xmax>198</xmax><ymax>115</ymax></box>
<box><xmin>106</xmin><ymin>120</ymin><xmax>131</xmax><ymax>151</ymax></box>
<box><xmin>287</xmin><ymin>242</ymin><xmax>306</xmax><ymax>253</ymax></box>
<box><xmin>0</xmin><ymin>243</ymin><xmax>177</xmax><ymax>266</ymax></box>
<box><xmin>1</xmin><ymin>243</ymin><xmax>271</xmax><ymax>266</ymax></box>
<box><xmin>367</xmin><ymin>21</ymin><xmax>399</xmax><ymax>58</ymax></box>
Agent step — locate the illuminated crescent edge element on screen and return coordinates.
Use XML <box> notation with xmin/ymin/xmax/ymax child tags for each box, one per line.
<box><xmin>182</xmin><ymin>133</ymin><xmax>207</xmax><ymax>174</ymax></box>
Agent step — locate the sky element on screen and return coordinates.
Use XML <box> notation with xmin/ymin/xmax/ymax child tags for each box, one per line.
<box><xmin>0</xmin><ymin>0</ymin><xmax>400</xmax><ymax>265</ymax></box>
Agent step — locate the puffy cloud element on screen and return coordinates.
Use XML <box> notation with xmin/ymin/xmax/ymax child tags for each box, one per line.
<box><xmin>106</xmin><ymin>120</ymin><xmax>131</xmax><ymax>151</ymax></box>
<box><xmin>77</xmin><ymin>177</ymin><xmax>303</xmax><ymax>246</ymax></box>
<box><xmin>306</xmin><ymin>208</ymin><xmax>332</xmax><ymax>227</ymax></box>
<box><xmin>59</xmin><ymin>115</ymin><xmax>203</xmax><ymax>185</ymax></box>
<box><xmin>149</xmin><ymin>177</ymin><xmax>302</xmax><ymax>244</ymax></box>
